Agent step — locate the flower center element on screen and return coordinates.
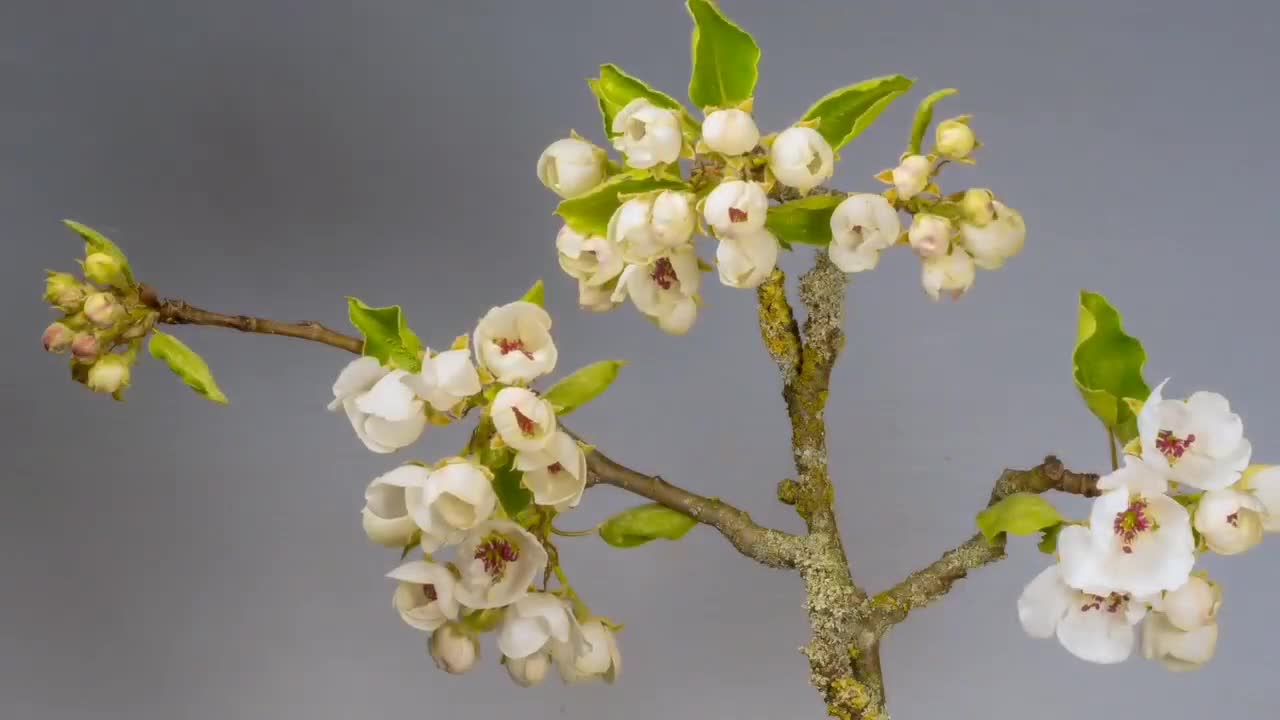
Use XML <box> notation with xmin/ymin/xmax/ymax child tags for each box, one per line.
<box><xmin>474</xmin><ymin>534</ymin><xmax>520</xmax><ymax>580</ymax></box>
<box><xmin>513</xmin><ymin>407</ymin><xmax>537</xmax><ymax>436</ymax></box>
<box><xmin>651</xmin><ymin>257</ymin><xmax>678</xmax><ymax>290</ymax></box>
<box><xmin>423</xmin><ymin>583</ymin><xmax>438</xmax><ymax>602</ymax></box>
<box><xmin>547</xmin><ymin>462</ymin><xmax>564</xmax><ymax>474</ymax></box>
<box><xmin>1113</xmin><ymin>497</ymin><xmax>1156</xmax><ymax>553</ymax></box>
<box><xmin>626</xmin><ymin>118</ymin><xmax>647</xmax><ymax>141</ymax></box>
<box><xmin>1080</xmin><ymin>592</ymin><xmax>1130</xmax><ymax>614</ymax></box>
<box><xmin>1226</xmin><ymin>511</ymin><xmax>1240</xmax><ymax>527</ymax></box>
<box><xmin>497</xmin><ymin>337</ymin><xmax>535</xmax><ymax>360</ymax></box>
<box><xmin>728</xmin><ymin>207</ymin><xmax>749</xmax><ymax>223</ymax></box>
<box><xmin>1155</xmin><ymin>429</ymin><xmax>1196</xmax><ymax>463</ymax></box>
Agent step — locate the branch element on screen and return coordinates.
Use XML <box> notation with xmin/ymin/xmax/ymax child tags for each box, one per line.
<box><xmin>864</xmin><ymin>456</ymin><xmax>1101</xmax><ymax>636</ymax></box>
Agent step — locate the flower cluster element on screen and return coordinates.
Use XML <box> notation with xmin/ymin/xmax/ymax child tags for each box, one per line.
<box><xmin>1019</xmin><ymin>380</ymin><xmax>1279</xmax><ymax>669</ymax></box>
<box><xmin>331</xmin><ymin>299</ymin><xmax>620</xmax><ymax>686</ymax></box>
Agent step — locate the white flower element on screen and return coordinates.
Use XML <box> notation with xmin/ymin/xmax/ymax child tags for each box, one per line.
<box><xmin>1096</xmin><ymin>456</ymin><xmax>1170</xmax><ymax>496</ymax></box>
<box><xmin>554</xmin><ymin>618</ymin><xmax>621</xmax><ymax>684</ymax></box>
<box><xmin>473</xmin><ymin>301</ymin><xmax>557</xmax><ymax>385</ymax></box>
<box><xmin>1018</xmin><ymin>564</ymin><xmax>1146</xmax><ymax>664</ymax></box>
<box><xmin>454</xmin><ymin>520</ymin><xmax>548</xmax><ymax>610</ymax></box>
<box><xmin>387</xmin><ymin>560</ymin><xmax>460</xmax><ymax>632</ymax></box>
<box><xmin>87</xmin><ymin>356</ymin><xmax>131</xmax><ymax>394</ymax></box>
<box><xmin>361</xmin><ymin>471</ymin><xmax>418</xmax><ymax>547</ymax></box>
<box><xmin>703</xmin><ymin>180</ymin><xmax>768</xmax><ymax>237</ymax></box>
<box><xmin>430</xmin><ymin>623</ymin><xmax>480</xmax><ymax>674</ymax></box>
<box><xmin>491</xmin><ymin>387</ymin><xmax>557</xmax><ymax>452</ymax></box>
<box><xmin>1240</xmin><ymin>464</ymin><xmax>1280</xmax><ymax>531</ymax></box>
<box><xmin>506</xmin><ymin>651</ymin><xmax>553</xmax><ymax>688</ymax></box>
<box><xmin>330</xmin><ymin>356</ymin><xmax>426</xmax><ymax>454</ymax></box>
<box><xmin>1057</xmin><ymin>485</ymin><xmax>1195</xmax><ymax>598</ymax></box>
<box><xmin>1137</xmin><ymin>380</ymin><xmax>1251</xmax><ymax>491</ymax></box>
<box><xmin>1193</xmin><ymin>488</ymin><xmax>1265</xmax><ymax>555</ymax></box>
<box><xmin>716</xmin><ymin>229</ymin><xmax>779</xmax><ymax>289</ymax></box>
<box><xmin>1142</xmin><ymin>611</ymin><xmax>1218</xmax><ymax>672</ymax></box>
<box><xmin>920</xmin><ymin>248</ymin><xmax>975</xmax><ymax>301</ymax></box>
<box><xmin>536</xmin><ymin>137</ymin><xmax>606</xmax><ymax>198</ymax></box>
<box><xmin>935</xmin><ymin>118</ymin><xmax>977</xmax><ymax>159</ymax></box>
<box><xmin>497</xmin><ymin>593</ymin><xmax>585</xmax><ymax>663</ymax></box>
<box><xmin>608</xmin><ymin>191</ymin><xmax>697</xmax><ymax>263</ymax></box>
<box><xmin>701</xmin><ymin>109</ymin><xmax>760</xmax><ymax>155</ymax></box>
<box><xmin>828</xmin><ymin>193</ymin><xmax>901</xmax><ymax>273</ymax></box>
<box><xmin>611</xmin><ymin>247</ymin><xmax>700</xmax><ymax>335</ymax></box>
<box><xmin>611</xmin><ymin>98</ymin><xmax>682</xmax><ymax>169</ymax></box>
<box><xmin>891</xmin><ymin>154</ymin><xmax>932</xmax><ymax>200</ymax></box>
<box><xmin>556</xmin><ymin>225</ymin><xmax>624</xmax><ymax>287</ymax></box>
<box><xmin>1157</xmin><ymin>575</ymin><xmax>1221</xmax><ymax>631</ymax></box>
<box><xmin>769</xmin><ymin>126</ymin><xmax>834</xmax><ymax>192</ymax></box>
<box><xmin>577</xmin><ymin>279</ymin><xmax>620</xmax><ymax>312</ymax></box>
<box><xmin>961</xmin><ymin>188</ymin><xmax>997</xmax><ymax>226</ymax></box>
<box><xmin>402</xmin><ymin>349</ymin><xmax>481</xmax><ymax>413</ymax></box>
<box><xmin>514</xmin><ymin>430</ymin><xmax>587</xmax><ymax>508</ymax></box>
<box><xmin>907</xmin><ymin>213</ymin><xmax>953</xmax><ymax>258</ymax></box>
<box><xmin>380</xmin><ymin>460</ymin><xmax>496</xmax><ymax>551</ymax></box>
<box><xmin>959</xmin><ymin>202</ymin><xmax>1026</xmax><ymax>270</ymax></box>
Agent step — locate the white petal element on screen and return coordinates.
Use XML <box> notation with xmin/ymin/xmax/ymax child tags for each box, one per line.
<box><xmin>1017</xmin><ymin>565</ymin><xmax>1074</xmax><ymax>639</ymax></box>
<box><xmin>332</xmin><ymin>356</ymin><xmax>386</xmax><ymax>401</ymax></box>
<box><xmin>362</xmin><ymin>413</ymin><xmax>426</xmax><ymax>452</ymax></box>
<box><xmin>1057</xmin><ymin>602</ymin><xmax>1136</xmax><ymax>664</ymax></box>
<box><xmin>1097</xmin><ymin>457</ymin><xmax>1168</xmax><ymax>495</ymax></box>
<box><xmin>354</xmin><ymin>371</ymin><xmax>421</xmax><ymax>422</ymax></box>
<box><xmin>1243</xmin><ymin>465</ymin><xmax>1280</xmax><ymax>531</ymax></box>
<box><xmin>498</xmin><ymin>616</ymin><xmax>552</xmax><ymax>660</ymax></box>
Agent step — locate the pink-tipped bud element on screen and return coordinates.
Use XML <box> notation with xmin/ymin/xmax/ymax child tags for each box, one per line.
<box><xmin>83</xmin><ymin>292</ymin><xmax>122</xmax><ymax>328</ymax></box>
<box><xmin>42</xmin><ymin>322</ymin><xmax>75</xmax><ymax>353</ymax></box>
<box><xmin>71</xmin><ymin>333</ymin><xmax>100</xmax><ymax>362</ymax></box>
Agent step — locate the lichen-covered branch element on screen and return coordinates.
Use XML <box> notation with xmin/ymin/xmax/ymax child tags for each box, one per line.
<box><xmin>864</xmin><ymin>456</ymin><xmax>1101</xmax><ymax>636</ymax></box>
<box><xmin>755</xmin><ymin>269</ymin><xmax>802</xmax><ymax>385</ymax></box>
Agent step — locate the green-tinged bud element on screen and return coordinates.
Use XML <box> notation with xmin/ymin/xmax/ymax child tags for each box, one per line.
<box><xmin>936</xmin><ymin>118</ymin><xmax>977</xmax><ymax>159</ymax></box>
<box><xmin>84</xmin><ymin>252</ymin><xmax>128</xmax><ymax>288</ymax></box>
<box><xmin>86</xmin><ymin>354</ymin><xmax>131</xmax><ymax>394</ymax></box>
<box><xmin>83</xmin><ymin>292</ymin><xmax>123</xmax><ymax>328</ymax></box>
<box><xmin>44</xmin><ymin>272</ymin><xmax>85</xmax><ymax>311</ymax></box>
<box><xmin>120</xmin><ymin>310</ymin><xmax>159</xmax><ymax>340</ymax></box>
<box><xmin>961</xmin><ymin>188</ymin><xmax>998</xmax><ymax>226</ymax></box>
<box><xmin>42</xmin><ymin>322</ymin><xmax>75</xmax><ymax>353</ymax></box>
<box><xmin>70</xmin><ymin>333</ymin><xmax>100</xmax><ymax>363</ymax></box>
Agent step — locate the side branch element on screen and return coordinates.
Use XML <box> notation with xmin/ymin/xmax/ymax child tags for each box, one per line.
<box><xmin>755</xmin><ymin>269</ymin><xmax>802</xmax><ymax>385</ymax></box>
<box><xmin>865</xmin><ymin>456</ymin><xmax>1101</xmax><ymax>636</ymax></box>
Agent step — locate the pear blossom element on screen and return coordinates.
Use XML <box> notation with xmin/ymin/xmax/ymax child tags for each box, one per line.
<box><xmin>497</xmin><ymin>593</ymin><xmax>586</xmax><ymax>663</ymax></box>
<box><xmin>1142</xmin><ymin>611</ymin><xmax>1218</xmax><ymax>671</ymax></box>
<box><xmin>1240</xmin><ymin>464</ymin><xmax>1280</xmax><ymax>531</ymax></box>
<box><xmin>70</xmin><ymin>333</ymin><xmax>99</xmax><ymax>362</ymax></box>
<box><xmin>1157</xmin><ymin>575</ymin><xmax>1221</xmax><ymax>632</ymax></box>
<box><xmin>514</xmin><ymin>430</ymin><xmax>587</xmax><ymax>508</ymax></box>
<box><xmin>536</xmin><ymin>137</ymin><xmax>606</xmax><ymax>198</ymax></box>
<box><xmin>891</xmin><ymin>154</ymin><xmax>932</xmax><ymax>200</ymax></box>
<box><xmin>611</xmin><ymin>98</ymin><xmax>682</xmax><ymax>169</ymax></box>
<box><xmin>360</xmin><ymin>471</ymin><xmax>418</xmax><ymax>547</ymax></box>
<box><xmin>716</xmin><ymin>229</ymin><xmax>779</xmax><ymax>289</ymax></box>
<box><xmin>1193</xmin><ymin>488</ymin><xmax>1265</xmax><ymax>555</ymax></box>
<box><xmin>388</xmin><ymin>560</ymin><xmax>460</xmax><ymax>632</ymax></box>
<box><xmin>703</xmin><ymin>180</ymin><xmax>768</xmax><ymax>236</ymax></box>
<box><xmin>920</xmin><ymin>248</ymin><xmax>975</xmax><ymax>301</ymax></box>
<box><xmin>701</xmin><ymin>108</ymin><xmax>760</xmax><ymax>155</ymax></box>
<box><xmin>1137</xmin><ymin>380</ymin><xmax>1251</xmax><ymax>491</ymax></box>
<box><xmin>1018</xmin><ymin>564</ymin><xmax>1147</xmax><ymax>664</ymax></box>
<box><xmin>556</xmin><ymin>225</ymin><xmax>624</xmax><ymax>287</ymax></box>
<box><xmin>769</xmin><ymin>126</ymin><xmax>834</xmax><ymax>192</ymax></box>
<box><xmin>473</xmin><ymin>301</ymin><xmax>557</xmax><ymax>385</ymax></box>
<box><xmin>506</xmin><ymin>651</ymin><xmax>553</xmax><ymax>688</ymax></box>
<box><xmin>608</xmin><ymin>191</ymin><xmax>697</xmax><ymax>263</ymax></box>
<box><xmin>86</xmin><ymin>355</ymin><xmax>130</xmax><ymax>394</ymax></box>
<box><xmin>83</xmin><ymin>292</ymin><xmax>122</xmax><ymax>328</ymax></box>
<box><xmin>378</xmin><ymin>461</ymin><xmax>496</xmax><ymax>551</ymax></box>
<box><xmin>554</xmin><ymin>618</ymin><xmax>621</xmax><ymax>684</ymax></box>
<box><xmin>44</xmin><ymin>271</ymin><xmax>84</xmax><ymax>310</ymax></box>
<box><xmin>430</xmin><ymin>623</ymin><xmax>480</xmax><ymax>674</ymax></box>
<box><xmin>42</xmin><ymin>322</ymin><xmax>74</xmax><ymax>353</ymax></box>
<box><xmin>491</xmin><ymin>387</ymin><xmax>557</xmax><ymax>452</ymax></box>
<box><xmin>907</xmin><ymin>213</ymin><xmax>953</xmax><ymax>258</ymax></box>
<box><xmin>84</xmin><ymin>252</ymin><xmax>127</xmax><ymax>288</ymax></box>
<box><xmin>828</xmin><ymin>194</ymin><xmax>901</xmax><ymax>273</ymax></box>
<box><xmin>577</xmin><ymin>279</ymin><xmax>620</xmax><ymax>312</ymax></box>
<box><xmin>959</xmin><ymin>201</ymin><xmax>1026</xmax><ymax>270</ymax></box>
<box><xmin>1057</xmin><ymin>484</ymin><xmax>1195</xmax><ymax>598</ymax></box>
<box><xmin>961</xmin><ymin>188</ymin><xmax>997</xmax><ymax>226</ymax></box>
<box><xmin>611</xmin><ymin>247</ymin><xmax>700</xmax><ymax>335</ymax></box>
<box><xmin>403</xmin><ymin>349</ymin><xmax>481</xmax><ymax>413</ymax></box>
<box><xmin>1096</xmin><ymin>455</ymin><xmax>1170</xmax><ymax>496</ymax></box>
<box><xmin>935</xmin><ymin>118</ymin><xmax>977</xmax><ymax>159</ymax></box>
<box><xmin>454</xmin><ymin>520</ymin><xmax>548</xmax><ymax>610</ymax></box>
<box><xmin>330</xmin><ymin>357</ymin><xmax>427</xmax><ymax>453</ymax></box>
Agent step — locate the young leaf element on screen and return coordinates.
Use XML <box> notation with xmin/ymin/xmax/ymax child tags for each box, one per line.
<box><xmin>347</xmin><ymin>298</ymin><xmax>424</xmax><ymax>372</ymax></box>
<box><xmin>554</xmin><ymin>174</ymin><xmax>688</xmax><ymax>237</ymax></box>
<box><xmin>1038</xmin><ymin>523</ymin><xmax>1064</xmax><ymax>554</ymax></box>
<box><xmin>1073</xmin><ymin>291</ymin><xmax>1150</xmax><ymax>444</ymax></box>
<box><xmin>589</xmin><ymin>64</ymin><xmax>690</xmax><ymax>138</ymax></box>
<box><xmin>148</xmin><ymin>330</ymin><xmax>229</xmax><ymax>404</ymax></box>
<box><xmin>543</xmin><ymin>360</ymin><xmax>627</xmax><ymax>415</ymax></box>
<box><xmin>976</xmin><ymin>493</ymin><xmax>1064</xmax><ymax>544</ymax></box>
<box><xmin>908</xmin><ymin>88</ymin><xmax>957</xmax><ymax>155</ymax></box>
<box><xmin>520</xmin><ymin>279</ymin><xmax>546</xmax><ymax>308</ymax></box>
<box><xmin>63</xmin><ymin>219</ymin><xmax>135</xmax><ymax>285</ymax></box>
<box><xmin>599</xmin><ymin>503</ymin><xmax>697</xmax><ymax>548</ymax></box>
<box><xmin>492</xmin><ymin>460</ymin><xmax>533</xmax><ymax>516</ymax></box>
<box><xmin>802</xmin><ymin>75</ymin><xmax>915</xmax><ymax>150</ymax></box>
<box><xmin>765</xmin><ymin>195</ymin><xmax>845</xmax><ymax>247</ymax></box>
<box><xmin>686</xmin><ymin>0</ymin><xmax>760</xmax><ymax>110</ymax></box>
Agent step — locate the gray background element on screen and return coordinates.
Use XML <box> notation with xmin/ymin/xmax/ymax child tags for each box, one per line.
<box><xmin>3</xmin><ymin>1</ymin><xmax>1277</xmax><ymax>718</ymax></box>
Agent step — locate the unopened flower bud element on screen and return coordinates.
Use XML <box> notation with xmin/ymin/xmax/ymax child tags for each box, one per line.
<box><xmin>1161</xmin><ymin>576</ymin><xmax>1222</xmax><ymax>632</ymax></box>
<box><xmin>42</xmin><ymin>322</ymin><xmax>75</xmax><ymax>353</ymax></box>
<box><xmin>935</xmin><ymin>118</ymin><xmax>977</xmax><ymax>159</ymax></box>
<box><xmin>83</xmin><ymin>292</ymin><xmax>122</xmax><ymax>328</ymax></box>
<box><xmin>537</xmin><ymin>137</ymin><xmax>606</xmax><ymax>198</ymax></box>
<box><xmin>83</xmin><ymin>252</ymin><xmax>128</xmax><ymax>288</ymax></box>
<box><xmin>430</xmin><ymin>623</ymin><xmax>479</xmax><ymax>675</ymax></box>
<box><xmin>70</xmin><ymin>333</ymin><xmax>100</xmax><ymax>362</ymax></box>
<box><xmin>86</xmin><ymin>354</ymin><xmax>131</xmax><ymax>394</ymax></box>
<box><xmin>907</xmin><ymin>213</ymin><xmax>954</xmax><ymax>258</ymax></box>
<box><xmin>768</xmin><ymin>126</ymin><xmax>834</xmax><ymax>192</ymax></box>
<box><xmin>701</xmin><ymin>109</ymin><xmax>760</xmax><ymax>155</ymax></box>
<box><xmin>961</xmin><ymin>188</ymin><xmax>998</xmax><ymax>226</ymax></box>
<box><xmin>921</xmin><ymin>249</ymin><xmax>976</xmax><ymax>301</ymax></box>
<box><xmin>891</xmin><ymin>154</ymin><xmax>932</xmax><ymax>200</ymax></box>
<box><xmin>44</xmin><ymin>272</ymin><xmax>85</xmax><ymax>311</ymax></box>
<box><xmin>611</xmin><ymin>99</ymin><xmax>683</xmax><ymax>169</ymax></box>
<box><xmin>506</xmin><ymin>651</ymin><xmax>552</xmax><ymax>688</ymax></box>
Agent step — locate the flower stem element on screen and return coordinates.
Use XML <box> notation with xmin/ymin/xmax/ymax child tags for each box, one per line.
<box><xmin>551</xmin><ymin>524</ymin><xmax>600</xmax><ymax>538</ymax></box>
<box><xmin>1108</xmin><ymin>428</ymin><xmax>1119</xmax><ymax>471</ymax></box>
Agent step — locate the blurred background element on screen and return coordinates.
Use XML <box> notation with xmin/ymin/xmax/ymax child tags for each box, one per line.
<box><xmin>2</xmin><ymin>1</ymin><xmax>1277</xmax><ymax>718</ymax></box>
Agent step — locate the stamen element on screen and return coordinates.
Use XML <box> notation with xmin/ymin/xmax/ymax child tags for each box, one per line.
<box><xmin>1113</xmin><ymin>497</ymin><xmax>1155</xmax><ymax>553</ymax></box>
<box><xmin>423</xmin><ymin>584</ymin><xmax>438</xmax><ymax>602</ymax></box>
<box><xmin>728</xmin><ymin>207</ymin><xmax>749</xmax><ymax>223</ymax></box>
<box><xmin>474</xmin><ymin>534</ymin><xmax>520</xmax><ymax>580</ymax></box>
<box><xmin>1226</xmin><ymin>511</ymin><xmax>1240</xmax><ymax>527</ymax></box>
<box><xmin>547</xmin><ymin>462</ymin><xmax>564</xmax><ymax>474</ymax></box>
<box><xmin>513</xmin><ymin>407</ymin><xmax>536</xmax><ymax>436</ymax></box>
<box><xmin>651</xmin><ymin>257</ymin><xmax>678</xmax><ymax>290</ymax></box>
<box><xmin>497</xmin><ymin>338</ymin><xmax>535</xmax><ymax>360</ymax></box>
<box><xmin>1155</xmin><ymin>430</ymin><xmax>1196</xmax><ymax>463</ymax></box>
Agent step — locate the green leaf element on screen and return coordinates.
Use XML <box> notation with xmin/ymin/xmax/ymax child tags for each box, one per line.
<box><xmin>1073</xmin><ymin>291</ymin><xmax>1151</xmax><ymax>444</ymax></box>
<box><xmin>520</xmin><ymin>279</ymin><xmax>545</xmax><ymax>308</ymax></box>
<box><xmin>1038</xmin><ymin>523</ymin><xmax>1064</xmax><ymax>554</ymax></box>
<box><xmin>554</xmin><ymin>174</ymin><xmax>688</xmax><ymax>237</ymax></box>
<box><xmin>908</xmin><ymin>88</ymin><xmax>957</xmax><ymax>155</ymax></box>
<box><xmin>599</xmin><ymin>503</ymin><xmax>698</xmax><ymax>548</ymax></box>
<box><xmin>346</xmin><ymin>298</ymin><xmax>424</xmax><ymax>372</ymax></box>
<box><xmin>148</xmin><ymin>331</ymin><xmax>229</xmax><ymax>404</ymax></box>
<box><xmin>63</xmin><ymin>219</ymin><xmax>135</xmax><ymax>285</ymax></box>
<box><xmin>976</xmin><ymin>493</ymin><xmax>1064</xmax><ymax>545</ymax></box>
<box><xmin>543</xmin><ymin>360</ymin><xmax>626</xmax><ymax>415</ymax></box>
<box><xmin>802</xmin><ymin>75</ymin><xmax>915</xmax><ymax>150</ymax></box>
<box><xmin>765</xmin><ymin>195</ymin><xmax>845</xmax><ymax>247</ymax></box>
<box><xmin>492</xmin><ymin>460</ymin><xmax>532</xmax><ymax>516</ymax></box>
<box><xmin>589</xmin><ymin>64</ymin><xmax>690</xmax><ymax>138</ymax></box>
<box><xmin>686</xmin><ymin>0</ymin><xmax>760</xmax><ymax>110</ymax></box>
